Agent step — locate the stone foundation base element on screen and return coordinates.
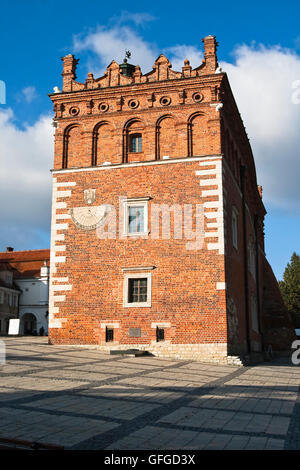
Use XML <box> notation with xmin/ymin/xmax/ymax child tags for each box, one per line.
<box><xmin>226</xmin><ymin>356</ymin><xmax>244</xmax><ymax>366</ymax></box>
<box><xmin>144</xmin><ymin>342</ymin><xmax>229</xmax><ymax>363</ymax></box>
<box><xmin>61</xmin><ymin>342</ymin><xmax>235</xmax><ymax>365</ymax></box>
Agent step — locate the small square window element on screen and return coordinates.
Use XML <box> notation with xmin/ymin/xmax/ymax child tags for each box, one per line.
<box><xmin>105</xmin><ymin>327</ymin><xmax>114</xmax><ymax>342</ymax></box>
<box><xmin>129</xmin><ymin>133</ymin><xmax>142</xmax><ymax>153</ymax></box>
<box><xmin>123</xmin><ymin>198</ymin><xmax>149</xmax><ymax>236</ymax></box>
<box><xmin>156</xmin><ymin>327</ymin><xmax>165</xmax><ymax>342</ymax></box>
<box><xmin>123</xmin><ymin>272</ymin><xmax>152</xmax><ymax>308</ymax></box>
<box><xmin>128</xmin><ymin>278</ymin><xmax>148</xmax><ymax>303</ymax></box>
<box><xmin>128</xmin><ymin>206</ymin><xmax>144</xmax><ymax>234</ymax></box>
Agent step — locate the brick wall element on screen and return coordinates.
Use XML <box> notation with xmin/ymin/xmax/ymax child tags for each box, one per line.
<box><xmin>49</xmin><ymin>159</ymin><xmax>227</xmax><ymax>351</ymax></box>
<box><xmin>48</xmin><ymin>35</ymin><xmax>295</xmax><ymax>362</ymax></box>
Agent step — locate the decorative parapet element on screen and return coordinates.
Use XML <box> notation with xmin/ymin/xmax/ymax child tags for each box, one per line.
<box><xmin>59</xmin><ymin>36</ymin><xmax>220</xmax><ymax>92</ymax></box>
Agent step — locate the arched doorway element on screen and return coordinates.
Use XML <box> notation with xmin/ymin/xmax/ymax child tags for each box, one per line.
<box><xmin>22</xmin><ymin>313</ymin><xmax>37</xmax><ymax>335</ymax></box>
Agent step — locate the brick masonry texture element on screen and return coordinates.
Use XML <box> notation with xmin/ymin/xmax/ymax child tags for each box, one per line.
<box><xmin>48</xmin><ymin>36</ymin><xmax>295</xmax><ymax>362</ymax></box>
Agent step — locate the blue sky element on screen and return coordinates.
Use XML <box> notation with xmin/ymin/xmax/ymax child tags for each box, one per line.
<box><xmin>0</xmin><ymin>0</ymin><xmax>299</xmax><ymax>279</ymax></box>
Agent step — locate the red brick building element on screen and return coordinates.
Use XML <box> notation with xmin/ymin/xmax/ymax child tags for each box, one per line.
<box><xmin>48</xmin><ymin>36</ymin><xmax>294</xmax><ymax>363</ymax></box>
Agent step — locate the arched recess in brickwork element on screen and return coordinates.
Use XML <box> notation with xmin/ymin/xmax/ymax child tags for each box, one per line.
<box><xmin>123</xmin><ymin>118</ymin><xmax>145</xmax><ymax>163</ymax></box>
<box><xmin>92</xmin><ymin>121</ymin><xmax>116</xmax><ymax>166</ymax></box>
<box><xmin>187</xmin><ymin>112</ymin><xmax>206</xmax><ymax>157</ymax></box>
<box><xmin>155</xmin><ymin>115</ymin><xmax>177</xmax><ymax>160</ymax></box>
<box><xmin>63</xmin><ymin>124</ymin><xmax>80</xmax><ymax>169</ymax></box>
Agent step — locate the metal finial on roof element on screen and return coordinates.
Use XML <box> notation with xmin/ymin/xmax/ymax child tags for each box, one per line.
<box><xmin>120</xmin><ymin>51</ymin><xmax>135</xmax><ymax>77</ymax></box>
<box><xmin>123</xmin><ymin>50</ymin><xmax>131</xmax><ymax>63</ymax></box>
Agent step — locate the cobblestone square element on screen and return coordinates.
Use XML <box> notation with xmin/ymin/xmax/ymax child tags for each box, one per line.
<box><xmin>0</xmin><ymin>337</ymin><xmax>299</xmax><ymax>450</ymax></box>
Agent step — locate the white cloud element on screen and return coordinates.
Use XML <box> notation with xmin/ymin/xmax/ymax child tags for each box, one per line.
<box><xmin>73</xmin><ymin>25</ymin><xmax>158</xmax><ymax>76</ymax></box>
<box><xmin>220</xmin><ymin>44</ymin><xmax>300</xmax><ymax>213</ymax></box>
<box><xmin>73</xmin><ymin>12</ymin><xmax>159</xmax><ymax>76</ymax></box>
<box><xmin>0</xmin><ymin>109</ymin><xmax>53</xmax><ymax>249</ymax></box>
<box><xmin>73</xmin><ymin>25</ymin><xmax>203</xmax><ymax>76</ymax></box>
<box><xmin>18</xmin><ymin>86</ymin><xmax>38</xmax><ymax>104</ymax></box>
<box><xmin>165</xmin><ymin>45</ymin><xmax>203</xmax><ymax>71</ymax></box>
<box><xmin>110</xmin><ymin>11</ymin><xmax>156</xmax><ymax>27</ymax></box>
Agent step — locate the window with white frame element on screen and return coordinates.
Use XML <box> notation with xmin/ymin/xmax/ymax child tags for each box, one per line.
<box><xmin>123</xmin><ymin>198</ymin><xmax>149</xmax><ymax>236</ymax></box>
<box><xmin>0</xmin><ymin>290</ymin><xmax>3</xmax><ymax>304</ymax></box>
<box><xmin>123</xmin><ymin>271</ymin><xmax>152</xmax><ymax>308</ymax></box>
<box><xmin>232</xmin><ymin>207</ymin><xmax>238</xmax><ymax>249</ymax></box>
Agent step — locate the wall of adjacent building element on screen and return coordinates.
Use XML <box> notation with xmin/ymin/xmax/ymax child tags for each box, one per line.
<box><xmin>15</xmin><ymin>274</ymin><xmax>49</xmax><ymax>335</ymax></box>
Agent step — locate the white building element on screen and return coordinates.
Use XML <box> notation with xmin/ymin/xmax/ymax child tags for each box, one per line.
<box><xmin>0</xmin><ymin>261</ymin><xmax>20</xmax><ymax>334</ymax></box>
<box><xmin>0</xmin><ymin>248</ymin><xmax>50</xmax><ymax>335</ymax></box>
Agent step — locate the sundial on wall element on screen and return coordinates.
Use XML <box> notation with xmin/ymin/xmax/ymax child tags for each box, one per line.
<box><xmin>69</xmin><ymin>205</ymin><xmax>108</xmax><ymax>231</ymax></box>
<box><xmin>69</xmin><ymin>189</ymin><xmax>109</xmax><ymax>231</ymax></box>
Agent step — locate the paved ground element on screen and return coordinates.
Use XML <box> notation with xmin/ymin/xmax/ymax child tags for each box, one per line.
<box><xmin>0</xmin><ymin>337</ymin><xmax>299</xmax><ymax>450</ymax></box>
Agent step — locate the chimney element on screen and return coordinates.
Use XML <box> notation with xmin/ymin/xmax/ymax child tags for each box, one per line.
<box><xmin>61</xmin><ymin>54</ymin><xmax>79</xmax><ymax>92</ymax></box>
<box><xmin>202</xmin><ymin>36</ymin><xmax>218</xmax><ymax>73</ymax></box>
<box><xmin>6</xmin><ymin>247</ymin><xmax>14</xmax><ymax>252</ymax></box>
<box><xmin>40</xmin><ymin>260</ymin><xmax>49</xmax><ymax>279</ymax></box>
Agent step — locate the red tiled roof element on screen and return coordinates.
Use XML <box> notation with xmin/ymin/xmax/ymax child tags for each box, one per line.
<box><xmin>0</xmin><ymin>262</ymin><xmax>14</xmax><ymax>272</ymax></box>
<box><xmin>0</xmin><ymin>249</ymin><xmax>50</xmax><ymax>279</ymax></box>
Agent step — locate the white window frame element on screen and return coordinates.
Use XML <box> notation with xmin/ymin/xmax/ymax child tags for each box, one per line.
<box><xmin>123</xmin><ymin>271</ymin><xmax>152</xmax><ymax>308</ymax></box>
<box><xmin>123</xmin><ymin>197</ymin><xmax>149</xmax><ymax>237</ymax></box>
<box><xmin>232</xmin><ymin>207</ymin><xmax>238</xmax><ymax>250</ymax></box>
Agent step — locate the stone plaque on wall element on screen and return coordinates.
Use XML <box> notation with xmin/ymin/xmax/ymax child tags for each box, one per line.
<box><xmin>129</xmin><ymin>328</ymin><xmax>141</xmax><ymax>337</ymax></box>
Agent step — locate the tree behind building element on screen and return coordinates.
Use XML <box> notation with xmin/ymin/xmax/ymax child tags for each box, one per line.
<box><xmin>279</xmin><ymin>252</ymin><xmax>300</xmax><ymax>327</ymax></box>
